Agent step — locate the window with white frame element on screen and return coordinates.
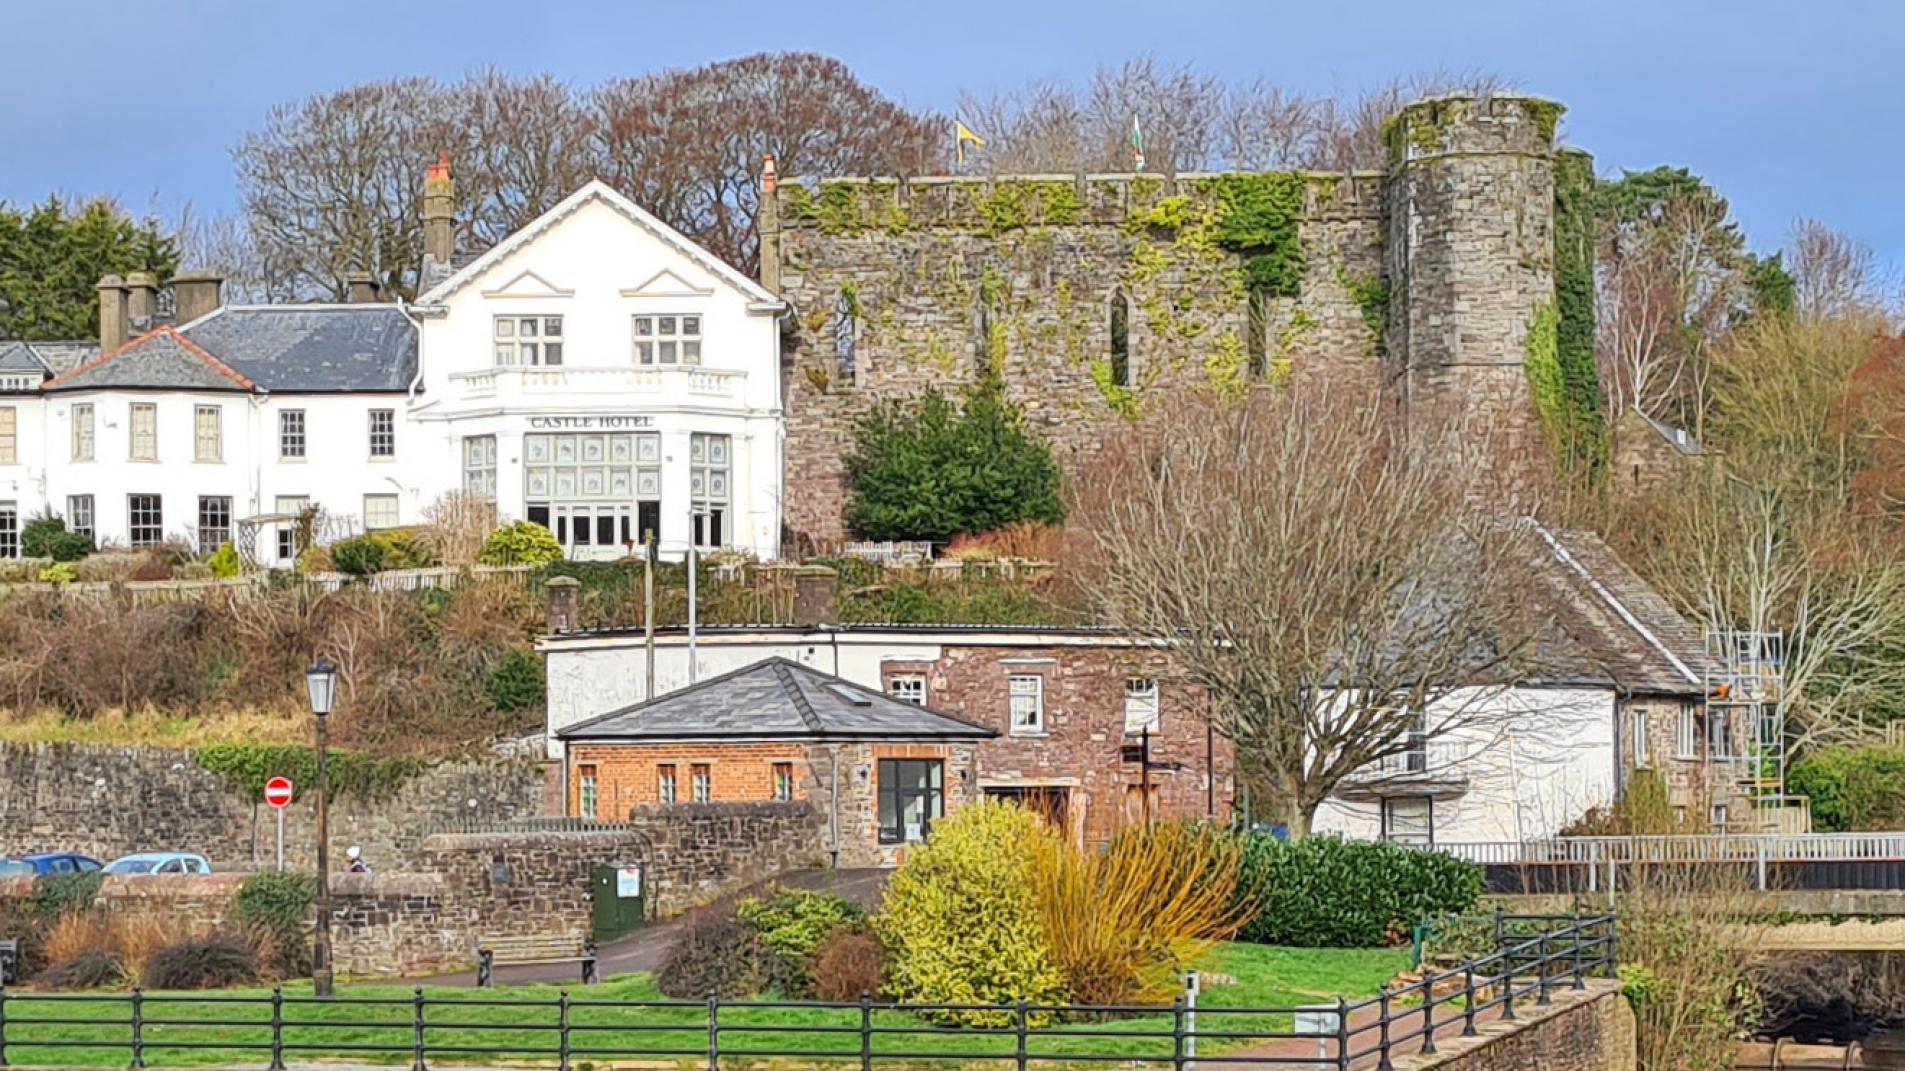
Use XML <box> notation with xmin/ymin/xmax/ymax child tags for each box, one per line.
<box><xmin>274</xmin><ymin>495</ymin><xmax>309</xmax><ymax>562</ymax></box>
<box><xmin>494</xmin><ymin>315</ymin><xmax>564</xmax><ymax>366</ymax></box>
<box><xmin>772</xmin><ymin>762</ymin><xmax>794</xmax><ymax>803</ymax></box>
<box><xmin>1008</xmin><ymin>675</ymin><xmax>1045</xmax><ymax>734</ymax></box>
<box><xmin>197</xmin><ymin>496</ymin><xmax>231</xmax><ymax>557</ymax></box>
<box><xmin>71</xmin><ymin>403</ymin><xmax>94</xmax><ymax>461</ymax></box>
<box><xmin>578</xmin><ymin>765</ymin><xmax>598</xmax><ymax>819</ymax></box>
<box><xmin>363</xmin><ymin>494</ymin><xmax>399</xmax><ymax>531</ymax></box>
<box><xmin>279</xmin><ymin>409</ymin><xmax>305</xmax><ymax>459</ymax></box>
<box><xmin>689</xmin><ymin>433</ymin><xmax>729</xmax><ymax>548</ymax></box>
<box><xmin>368</xmin><ymin>409</ymin><xmax>395</xmax><ymax>458</ymax></box>
<box><xmin>657</xmin><ymin>764</ymin><xmax>678</xmax><ymax>805</ymax></box>
<box><xmin>1675</xmin><ymin>705</ymin><xmax>1698</xmax><ymax>759</ymax></box>
<box><xmin>887</xmin><ymin>675</ymin><xmax>927</xmax><ymax>707</ymax></box>
<box><xmin>1381</xmin><ymin>797</ymin><xmax>1433</xmax><ymax>846</ymax></box>
<box><xmin>128</xmin><ymin>494</ymin><xmax>162</xmax><ymax>547</ymax></box>
<box><xmin>462</xmin><ymin>435</ymin><xmax>496</xmax><ymax>498</ymax></box>
<box><xmin>0</xmin><ymin>501</ymin><xmax>15</xmax><ymax>558</ymax></box>
<box><xmin>1632</xmin><ymin>709</ymin><xmax>1650</xmax><ymax>767</ymax></box>
<box><xmin>129</xmin><ymin>403</ymin><xmax>156</xmax><ymax>461</ymax></box>
<box><xmin>0</xmin><ymin>406</ymin><xmax>14</xmax><ymax>464</ymax></box>
<box><xmin>691</xmin><ymin>763</ymin><xmax>712</xmax><ymax>804</ymax></box>
<box><xmin>194</xmin><ymin>405</ymin><xmax>222</xmax><ymax>462</ymax></box>
<box><xmin>632</xmin><ymin>314</ymin><xmax>701</xmax><ymax>365</ymax></box>
<box><xmin>1123</xmin><ymin>678</ymin><xmax>1160</xmax><ymax>733</ymax></box>
<box><xmin>525</xmin><ymin>432</ymin><xmax>660</xmax><ymax>553</ymax></box>
<box><xmin>66</xmin><ymin>495</ymin><xmax>93</xmax><ymax>542</ymax></box>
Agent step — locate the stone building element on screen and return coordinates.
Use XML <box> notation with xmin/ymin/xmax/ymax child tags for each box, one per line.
<box><xmin>558</xmin><ymin>657</ymin><xmax>993</xmax><ymax>867</ymax></box>
<box><xmin>1609</xmin><ymin>407</ymin><xmax>1712</xmax><ymax>491</ymax></box>
<box><xmin>767</xmin><ymin>95</ymin><xmax>1581</xmax><ymax>548</ymax></box>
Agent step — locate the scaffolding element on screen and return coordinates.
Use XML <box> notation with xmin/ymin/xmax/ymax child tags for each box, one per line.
<box><xmin>1704</xmin><ymin>629</ymin><xmax>1794</xmax><ymax>829</ymax></box>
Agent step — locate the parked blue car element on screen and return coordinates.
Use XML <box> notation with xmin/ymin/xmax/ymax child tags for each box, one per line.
<box><xmin>2</xmin><ymin>852</ymin><xmax>103</xmax><ymax>875</ymax></box>
<box><xmin>103</xmin><ymin>852</ymin><xmax>212</xmax><ymax>875</ymax></box>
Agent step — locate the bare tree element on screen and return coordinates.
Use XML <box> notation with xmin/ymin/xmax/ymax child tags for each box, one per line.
<box><xmin>453</xmin><ymin>70</ymin><xmax>601</xmax><ymax>247</ymax></box>
<box><xmin>593</xmin><ymin>52</ymin><xmax>944</xmax><ymax>271</ymax></box>
<box><xmin>955</xmin><ymin>81</ymin><xmax>1097</xmax><ymax>173</ymax></box>
<box><xmin>1787</xmin><ymin>217</ymin><xmax>1894</xmax><ymax>320</ymax></box>
<box><xmin>1303</xmin><ymin>70</ymin><xmax>1518</xmax><ymax>172</ymax></box>
<box><xmin>175</xmin><ymin>208</ymin><xmax>278</xmax><ymax>304</ymax></box>
<box><xmin>1217</xmin><ymin>81</ymin><xmax>1321</xmax><ymax>171</ymax></box>
<box><xmin>1069</xmin><ymin>380</ymin><xmax>1544</xmax><ymax>834</ymax></box>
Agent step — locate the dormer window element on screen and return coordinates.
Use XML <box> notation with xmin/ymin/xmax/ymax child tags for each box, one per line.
<box><xmin>633</xmin><ymin>315</ymin><xmax>701</xmax><ymax>366</ymax></box>
<box><xmin>494</xmin><ymin>316</ymin><xmax>564</xmax><ymax>366</ymax></box>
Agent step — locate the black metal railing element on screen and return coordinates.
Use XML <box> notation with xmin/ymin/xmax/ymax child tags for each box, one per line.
<box><xmin>0</xmin><ymin>914</ymin><xmax>1615</xmax><ymax>1070</ymax></box>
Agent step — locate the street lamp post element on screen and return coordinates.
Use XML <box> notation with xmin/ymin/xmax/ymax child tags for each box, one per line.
<box><xmin>305</xmin><ymin>655</ymin><xmax>337</xmax><ymax>998</ymax></box>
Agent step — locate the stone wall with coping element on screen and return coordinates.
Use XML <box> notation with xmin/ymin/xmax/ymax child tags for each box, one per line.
<box><xmin>0</xmin><ymin>742</ymin><xmax>548</xmax><ymax>870</ymax></box>
<box><xmin>1392</xmin><ymin>978</ymin><xmax>1634</xmax><ymax>1071</ymax></box>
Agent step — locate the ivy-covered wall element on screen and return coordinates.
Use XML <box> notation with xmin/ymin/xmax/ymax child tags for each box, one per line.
<box><xmin>775</xmin><ymin>171</ymin><xmax>1388</xmax><ymax>547</ymax></box>
<box><xmin>775</xmin><ymin>93</ymin><xmax>1571</xmax><ymax>546</ymax></box>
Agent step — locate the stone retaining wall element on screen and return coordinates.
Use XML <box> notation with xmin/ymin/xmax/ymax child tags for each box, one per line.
<box><xmin>1394</xmin><ymin>979</ymin><xmax>1634</xmax><ymax>1071</ymax></box>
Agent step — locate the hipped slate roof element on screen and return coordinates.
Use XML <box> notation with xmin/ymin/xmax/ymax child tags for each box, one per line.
<box><xmin>45</xmin><ymin>327</ymin><xmax>255</xmax><ymax>392</ymax></box>
<box><xmin>1528</xmin><ymin>523</ymin><xmax>1718</xmax><ymax>695</ymax></box>
<box><xmin>559</xmin><ymin>657</ymin><xmax>998</xmax><ymax>743</ymax></box>
<box><xmin>43</xmin><ymin>307</ymin><xmax>416</xmax><ymax>394</ymax></box>
<box><xmin>0</xmin><ymin>342</ymin><xmax>48</xmax><ymax>373</ymax></box>
<box><xmin>0</xmin><ymin>340</ymin><xmax>96</xmax><ymax>375</ymax></box>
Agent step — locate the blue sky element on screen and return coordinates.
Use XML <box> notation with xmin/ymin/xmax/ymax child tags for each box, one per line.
<box><xmin>6</xmin><ymin>0</ymin><xmax>1900</xmax><ymax>265</ymax></box>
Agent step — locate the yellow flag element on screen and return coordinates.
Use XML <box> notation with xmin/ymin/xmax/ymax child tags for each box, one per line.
<box><xmin>955</xmin><ymin>120</ymin><xmax>987</xmax><ymax>165</ymax></box>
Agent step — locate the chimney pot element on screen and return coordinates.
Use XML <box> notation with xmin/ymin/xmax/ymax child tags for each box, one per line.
<box><xmin>170</xmin><ymin>271</ymin><xmax>225</xmax><ymax>325</ymax></box>
<box><xmin>96</xmin><ymin>274</ymin><xmax>128</xmax><ymax>352</ymax></box>
<box><xmin>791</xmin><ymin>565</ymin><xmax>838</xmax><ymax>627</ymax></box>
<box><xmin>422</xmin><ymin>153</ymin><xmax>457</xmax><ymax>285</ymax></box>
<box><xmin>546</xmin><ymin>575</ymin><xmax>581</xmax><ymax>634</ymax></box>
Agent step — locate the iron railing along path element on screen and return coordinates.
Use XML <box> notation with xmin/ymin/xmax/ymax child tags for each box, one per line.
<box><xmin>0</xmin><ymin>914</ymin><xmax>1614</xmax><ymax>1071</ymax></box>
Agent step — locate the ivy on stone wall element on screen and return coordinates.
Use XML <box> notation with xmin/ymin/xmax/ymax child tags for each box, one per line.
<box><xmin>1335</xmin><ymin>266</ymin><xmax>1390</xmax><ymax>356</ymax></box>
<box><xmin>193</xmin><ymin>744</ymin><xmax>432</xmax><ymax>805</ymax></box>
<box><xmin>1200</xmin><ymin>174</ymin><xmax>1307</xmax><ymax>297</ymax></box>
<box><xmin>1524</xmin><ymin>301</ymin><xmax>1565</xmax><ymax>451</ymax></box>
<box><xmin>1547</xmin><ymin>150</ymin><xmax>1606</xmax><ymax>473</ymax></box>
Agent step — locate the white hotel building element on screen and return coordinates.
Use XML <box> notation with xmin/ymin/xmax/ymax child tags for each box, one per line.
<box><xmin>0</xmin><ymin>167</ymin><xmax>786</xmax><ymax>563</ymax></box>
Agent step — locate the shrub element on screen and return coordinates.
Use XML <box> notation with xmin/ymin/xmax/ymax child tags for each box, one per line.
<box><xmin>657</xmin><ymin>915</ymin><xmax>763</xmax><ymax>999</ymax></box>
<box><xmin>142</xmin><ymin>934</ymin><xmax>258</xmax><ymax>990</ymax></box>
<box><xmin>876</xmin><ymin>801</ymin><xmax>1068</xmax><ymax>1026</ymax></box>
<box><xmin>36</xmin><ymin>949</ymin><xmax>125</xmax><ymax>990</ymax></box>
<box><xmin>367</xmin><ymin>527</ymin><xmax>434</xmax><ymax>569</ymax></box>
<box><xmin>32</xmin><ymin>872</ymin><xmax>105</xmax><ymax>919</ymax></box>
<box><xmin>943</xmin><ymin>522</ymin><xmax>1063</xmax><ymax>562</ymax></box>
<box><xmin>331</xmin><ymin>536</ymin><xmax>386</xmax><ymax>577</ymax></box>
<box><xmin>1033</xmin><ymin>822</ymin><xmax>1255</xmax><ymax>1005</ymax></box>
<box><xmin>1236</xmin><ymin>835</ymin><xmax>1482</xmax><ymax>948</ymax></box>
<box><xmin>1788</xmin><ymin>745</ymin><xmax>1905</xmax><ymax>832</ymax></box>
<box><xmin>811</xmin><ymin>927</ymin><xmax>889</xmax><ymax>1002</ymax></box>
<box><xmin>737</xmin><ymin>887</ymin><xmax>865</xmax><ymax>995</ymax></box>
<box><xmin>235</xmin><ymin>873</ymin><xmax>314</xmax><ymax>978</ymax></box>
<box><xmin>845</xmin><ymin>382</ymin><xmax>1065</xmax><ymax>543</ymax></box>
<box><xmin>38</xmin><ymin>562</ymin><xmax>76</xmax><ymax>584</ymax></box>
<box><xmin>23</xmin><ymin>514</ymin><xmax>94</xmax><ymax>562</ymax></box>
<box><xmin>479</xmin><ymin>522</ymin><xmax>564</xmax><ymax>566</ymax></box>
<box><xmin>207</xmin><ymin>542</ymin><xmax>242</xmax><ymax>578</ymax></box>
<box><xmin>485</xmin><ymin>649</ymin><xmax>546</xmax><ymax>714</ymax></box>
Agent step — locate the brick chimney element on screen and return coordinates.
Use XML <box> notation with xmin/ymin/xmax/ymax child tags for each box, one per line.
<box><xmin>345</xmin><ymin>272</ymin><xmax>382</xmax><ymax>304</ymax></box>
<box><xmin>421</xmin><ymin>152</ymin><xmax>456</xmax><ymax>285</ymax></box>
<box><xmin>546</xmin><ymin>575</ymin><xmax>581</xmax><ymax>634</ymax></box>
<box><xmin>96</xmin><ymin>275</ymin><xmax>128</xmax><ymax>351</ymax></box>
<box><xmin>758</xmin><ymin>154</ymin><xmax>781</xmax><ymax>293</ymax></box>
<box><xmin>791</xmin><ymin>565</ymin><xmax>838</xmax><ymax>627</ymax></box>
<box><xmin>124</xmin><ymin>272</ymin><xmax>159</xmax><ymax>333</ymax></box>
<box><xmin>170</xmin><ymin>271</ymin><xmax>224</xmax><ymax>325</ymax></box>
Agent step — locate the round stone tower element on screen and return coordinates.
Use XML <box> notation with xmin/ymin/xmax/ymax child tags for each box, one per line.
<box><xmin>1384</xmin><ymin>94</ymin><xmax>1564</xmax><ymax>485</ymax></box>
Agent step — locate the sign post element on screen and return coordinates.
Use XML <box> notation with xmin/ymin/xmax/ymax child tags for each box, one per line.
<box><xmin>264</xmin><ymin>776</ymin><xmax>295</xmax><ymax>872</ymax></box>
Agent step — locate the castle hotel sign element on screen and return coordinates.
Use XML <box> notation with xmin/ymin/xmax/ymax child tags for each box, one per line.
<box><xmin>527</xmin><ymin>416</ymin><xmax>654</xmax><ymax>430</ymax></box>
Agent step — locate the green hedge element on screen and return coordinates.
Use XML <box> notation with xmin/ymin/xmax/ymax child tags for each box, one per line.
<box><xmin>193</xmin><ymin>745</ymin><xmax>432</xmax><ymax>804</ymax></box>
<box><xmin>1789</xmin><ymin>745</ymin><xmax>1905</xmax><ymax>832</ymax></box>
<box><xmin>1237</xmin><ymin>835</ymin><xmax>1483</xmax><ymax>948</ymax></box>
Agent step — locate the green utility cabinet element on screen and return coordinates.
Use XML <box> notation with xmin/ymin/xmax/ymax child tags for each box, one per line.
<box><xmin>591</xmin><ymin>863</ymin><xmax>646</xmax><ymax>941</ymax></box>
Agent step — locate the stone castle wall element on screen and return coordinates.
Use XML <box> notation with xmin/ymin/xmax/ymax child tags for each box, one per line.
<box><xmin>0</xmin><ymin>742</ymin><xmax>547</xmax><ymax>869</ymax></box>
<box><xmin>772</xmin><ymin>95</ymin><xmax>1571</xmax><ymax>547</ymax></box>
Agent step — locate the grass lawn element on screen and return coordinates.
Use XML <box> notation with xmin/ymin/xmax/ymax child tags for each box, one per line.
<box><xmin>0</xmin><ymin>943</ymin><xmax>1409</xmax><ymax>1067</ymax></box>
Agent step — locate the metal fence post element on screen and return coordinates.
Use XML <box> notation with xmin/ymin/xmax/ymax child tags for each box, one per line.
<box><xmin>1462</xmin><ymin>964</ymin><xmax>1477</xmax><ymax>1038</ymax></box>
<box><xmin>268</xmin><ymin>987</ymin><xmax>285</xmax><ymax>1071</ymax></box>
<box><xmin>1493</xmin><ymin>907</ymin><xmax>1504</xmax><ymax>952</ymax></box>
<box><xmin>1607</xmin><ymin>915</ymin><xmax>1620</xmax><ymax>976</ymax></box>
<box><xmin>859</xmin><ymin>993</ymin><xmax>873</xmax><ymax>1071</ymax></box>
<box><xmin>130</xmin><ymin>987</ymin><xmax>146</xmax><ymax>1070</ymax></box>
<box><xmin>1017</xmin><ymin>999</ymin><xmax>1030</xmax><ymax>1071</ymax></box>
<box><xmin>1376</xmin><ymin>986</ymin><xmax>1393</xmax><ymax>1071</ymax></box>
<box><xmin>1334</xmin><ymin>995</ymin><xmax>1350</xmax><ymax>1071</ymax></box>
<box><xmin>1536</xmin><ymin>934</ymin><xmax>1553</xmax><ymax>1007</ymax></box>
<box><xmin>1184</xmin><ymin>970</ymin><xmax>1199</xmax><ymax>1071</ymax></box>
<box><xmin>1418</xmin><ymin>971</ymin><xmax>1436</xmax><ymax>1055</ymax></box>
<box><xmin>1571</xmin><ymin>919</ymin><xmax>1587</xmax><ymax>991</ymax></box>
<box><xmin>557</xmin><ymin>992</ymin><xmax>572</xmax><ymax>1071</ymax></box>
<box><xmin>706</xmin><ymin>992</ymin><xmax>720</xmax><ymax>1071</ymax></box>
<box><xmin>1501</xmin><ymin>956</ymin><xmax>1517</xmax><ymax>1023</ymax></box>
<box><xmin>1170</xmin><ymin>997</ymin><xmax>1185</xmax><ymax>1071</ymax></box>
<box><xmin>411</xmin><ymin>988</ymin><xmax>428</xmax><ymax>1071</ymax></box>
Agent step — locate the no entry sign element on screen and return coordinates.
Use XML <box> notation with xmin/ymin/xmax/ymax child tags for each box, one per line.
<box><xmin>264</xmin><ymin>776</ymin><xmax>295</xmax><ymax>809</ymax></box>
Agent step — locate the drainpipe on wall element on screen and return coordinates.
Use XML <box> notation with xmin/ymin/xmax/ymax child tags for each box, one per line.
<box><xmin>828</xmin><ymin>749</ymin><xmax>841</xmax><ymax>868</ymax></box>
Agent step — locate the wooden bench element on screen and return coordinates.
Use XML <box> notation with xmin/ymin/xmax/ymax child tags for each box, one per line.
<box><xmin>475</xmin><ymin>934</ymin><xmax>597</xmax><ymax>987</ymax></box>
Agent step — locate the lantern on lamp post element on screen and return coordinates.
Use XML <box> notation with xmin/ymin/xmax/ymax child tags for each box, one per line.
<box><xmin>305</xmin><ymin>655</ymin><xmax>337</xmax><ymax>998</ymax></box>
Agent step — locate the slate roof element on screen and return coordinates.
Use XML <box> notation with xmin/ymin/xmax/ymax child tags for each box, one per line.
<box><xmin>45</xmin><ymin>327</ymin><xmax>255</xmax><ymax>392</ymax></box>
<box><xmin>183</xmin><ymin>306</ymin><xmax>416</xmax><ymax>391</ymax></box>
<box><xmin>0</xmin><ymin>342</ymin><xmax>48</xmax><ymax>374</ymax></box>
<box><xmin>28</xmin><ymin>341</ymin><xmax>100</xmax><ymax>374</ymax></box>
<box><xmin>1623</xmin><ymin>408</ymin><xmax>1707</xmax><ymax>456</ymax></box>
<box><xmin>1528</xmin><ymin>523</ymin><xmax>1718</xmax><ymax>695</ymax></box>
<box><xmin>559</xmin><ymin>657</ymin><xmax>998</xmax><ymax>743</ymax></box>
